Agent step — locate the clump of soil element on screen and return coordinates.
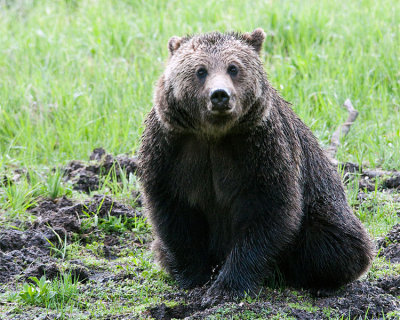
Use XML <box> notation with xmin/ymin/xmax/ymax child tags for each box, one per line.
<box><xmin>0</xmin><ymin>193</ymin><xmax>141</xmax><ymax>284</ymax></box>
<box><xmin>341</xmin><ymin>162</ymin><xmax>400</xmax><ymax>192</ymax></box>
<box><xmin>0</xmin><ymin>246</ymin><xmax>56</xmax><ymax>284</ymax></box>
<box><xmin>82</xmin><ymin>194</ymin><xmax>140</xmax><ymax>219</ymax></box>
<box><xmin>317</xmin><ymin>280</ymin><xmax>399</xmax><ymax>319</ymax></box>
<box><xmin>63</xmin><ymin>148</ymin><xmax>138</xmax><ymax>193</ymax></box>
<box><xmin>149</xmin><ymin>303</ymin><xmax>199</xmax><ymax>320</ymax></box>
<box><xmin>378</xmin><ymin>223</ymin><xmax>400</xmax><ymax>263</ymax></box>
<box><xmin>376</xmin><ymin>276</ymin><xmax>400</xmax><ymax>296</ymax></box>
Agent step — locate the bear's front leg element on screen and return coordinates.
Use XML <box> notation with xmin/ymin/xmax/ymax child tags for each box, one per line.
<box><xmin>150</xmin><ymin>199</ymin><xmax>212</xmax><ymax>289</ymax></box>
<box><xmin>202</xmin><ymin>201</ymin><xmax>300</xmax><ymax>305</ymax></box>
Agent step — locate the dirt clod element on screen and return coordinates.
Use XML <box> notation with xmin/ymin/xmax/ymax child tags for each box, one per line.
<box><xmin>378</xmin><ymin>223</ymin><xmax>400</xmax><ymax>263</ymax></box>
<box><xmin>64</xmin><ymin>148</ymin><xmax>138</xmax><ymax>193</ymax></box>
<box><xmin>24</xmin><ymin>262</ymin><xmax>61</xmax><ymax>281</ymax></box>
<box><xmin>0</xmin><ymin>191</ymin><xmax>140</xmax><ymax>284</ymax></box>
<box><xmin>148</xmin><ymin>303</ymin><xmax>199</xmax><ymax>320</ymax></box>
<box><xmin>83</xmin><ymin>194</ymin><xmax>140</xmax><ymax>219</ymax></box>
<box><xmin>376</xmin><ymin>276</ymin><xmax>400</xmax><ymax>296</ymax></box>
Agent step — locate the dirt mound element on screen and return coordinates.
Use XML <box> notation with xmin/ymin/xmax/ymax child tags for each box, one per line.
<box><xmin>83</xmin><ymin>194</ymin><xmax>140</xmax><ymax>219</ymax></box>
<box><xmin>64</xmin><ymin>148</ymin><xmax>138</xmax><ymax>193</ymax></box>
<box><xmin>0</xmin><ymin>194</ymin><xmax>140</xmax><ymax>284</ymax></box>
<box><xmin>149</xmin><ymin>303</ymin><xmax>199</xmax><ymax>320</ymax></box>
<box><xmin>376</xmin><ymin>276</ymin><xmax>400</xmax><ymax>296</ymax></box>
<box><xmin>0</xmin><ymin>246</ymin><xmax>54</xmax><ymax>283</ymax></box>
<box><xmin>341</xmin><ymin>162</ymin><xmax>400</xmax><ymax>192</ymax></box>
<box><xmin>378</xmin><ymin>224</ymin><xmax>400</xmax><ymax>263</ymax></box>
<box><xmin>317</xmin><ymin>280</ymin><xmax>399</xmax><ymax>319</ymax></box>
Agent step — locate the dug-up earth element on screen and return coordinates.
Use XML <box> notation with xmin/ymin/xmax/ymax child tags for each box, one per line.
<box><xmin>0</xmin><ymin>149</ymin><xmax>399</xmax><ymax>319</ymax></box>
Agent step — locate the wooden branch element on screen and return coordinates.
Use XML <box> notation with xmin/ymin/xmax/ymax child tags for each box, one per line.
<box><xmin>327</xmin><ymin>99</ymin><xmax>359</xmax><ymax>159</ymax></box>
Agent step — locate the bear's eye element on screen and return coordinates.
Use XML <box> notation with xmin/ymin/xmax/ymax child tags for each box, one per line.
<box><xmin>196</xmin><ymin>68</ymin><xmax>208</xmax><ymax>80</ymax></box>
<box><xmin>227</xmin><ymin>65</ymin><xmax>238</xmax><ymax>77</ymax></box>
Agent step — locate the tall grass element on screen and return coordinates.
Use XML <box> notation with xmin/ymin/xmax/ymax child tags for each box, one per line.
<box><xmin>0</xmin><ymin>0</ymin><xmax>398</xmax><ymax>169</ymax></box>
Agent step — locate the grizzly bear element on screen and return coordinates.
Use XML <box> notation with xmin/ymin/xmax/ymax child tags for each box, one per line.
<box><xmin>137</xmin><ymin>28</ymin><xmax>374</xmax><ymax>302</ymax></box>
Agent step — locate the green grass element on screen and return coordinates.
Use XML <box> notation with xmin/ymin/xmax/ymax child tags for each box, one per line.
<box><xmin>0</xmin><ymin>0</ymin><xmax>399</xmax><ymax>168</ymax></box>
<box><xmin>17</xmin><ymin>274</ymin><xmax>79</xmax><ymax>310</ymax></box>
<box><xmin>0</xmin><ymin>0</ymin><xmax>399</xmax><ymax>319</ymax></box>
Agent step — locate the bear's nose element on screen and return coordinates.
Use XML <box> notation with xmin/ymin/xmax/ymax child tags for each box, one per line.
<box><xmin>210</xmin><ymin>89</ymin><xmax>231</xmax><ymax>112</ymax></box>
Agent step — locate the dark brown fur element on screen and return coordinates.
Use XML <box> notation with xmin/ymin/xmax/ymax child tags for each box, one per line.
<box><xmin>138</xmin><ymin>29</ymin><xmax>374</xmax><ymax>301</ymax></box>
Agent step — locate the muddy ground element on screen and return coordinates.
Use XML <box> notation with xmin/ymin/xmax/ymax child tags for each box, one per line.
<box><xmin>0</xmin><ymin>149</ymin><xmax>399</xmax><ymax>319</ymax></box>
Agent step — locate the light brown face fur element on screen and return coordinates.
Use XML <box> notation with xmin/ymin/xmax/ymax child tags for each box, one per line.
<box><xmin>154</xmin><ymin>29</ymin><xmax>269</xmax><ymax>137</ymax></box>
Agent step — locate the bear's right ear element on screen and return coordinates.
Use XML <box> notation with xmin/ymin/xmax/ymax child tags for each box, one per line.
<box><xmin>168</xmin><ymin>36</ymin><xmax>183</xmax><ymax>55</ymax></box>
<box><xmin>242</xmin><ymin>28</ymin><xmax>266</xmax><ymax>54</ymax></box>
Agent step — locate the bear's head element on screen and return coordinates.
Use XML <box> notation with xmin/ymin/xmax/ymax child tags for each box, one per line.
<box><xmin>155</xmin><ymin>28</ymin><xmax>269</xmax><ymax>136</ymax></box>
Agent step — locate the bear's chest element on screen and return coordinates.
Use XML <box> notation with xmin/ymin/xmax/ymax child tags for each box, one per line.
<box><xmin>169</xmin><ymin>136</ymin><xmax>243</xmax><ymax>212</ymax></box>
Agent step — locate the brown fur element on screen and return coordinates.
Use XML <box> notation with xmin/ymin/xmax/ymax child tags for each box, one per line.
<box><xmin>138</xmin><ymin>29</ymin><xmax>374</xmax><ymax>302</ymax></box>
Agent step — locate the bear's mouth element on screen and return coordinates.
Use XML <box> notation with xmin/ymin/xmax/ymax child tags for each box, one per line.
<box><xmin>209</xmin><ymin>109</ymin><xmax>234</xmax><ymax>116</ymax></box>
<box><xmin>205</xmin><ymin>110</ymin><xmax>237</xmax><ymax>127</ymax></box>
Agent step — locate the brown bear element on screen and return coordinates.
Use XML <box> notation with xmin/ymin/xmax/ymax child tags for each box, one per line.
<box><xmin>137</xmin><ymin>28</ymin><xmax>374</xmax><ymax>303</ymax></box>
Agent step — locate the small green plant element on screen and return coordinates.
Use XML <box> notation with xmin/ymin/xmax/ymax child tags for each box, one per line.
<box><xmin>45</xmin><ymin>169</ymin><xmax>71</xmax><ymax>199</ymax></box>
<box><xmin>81</xmin><ymin>195</ymin><xmax>150</xmax><ymax>236</ymax></box>
<box><xmin>0</xmin><ymin>178</ymin><xmax>38</xmax><ymax>219</ymax></box>
<box><xmin>98</xmin><ymin>214</ymin><xmax>125</xmax><ymax>233</ymax></box>
<box><xmin>19</xmin><ymin>276</ymin><xmax>55</xmax><ymax>305</ymax></box>
<box><xmin>45</xmin><ymin>227</ymin><xmax>68</xmax><ymax>260</ymax></box>
<box><xmin>97</xmin><ymin>214</ymin><xmax>150</xmax><ymax>236</ymax></box>
<box><xmin>18</xmin><ymin>274</ymin><xmax>78</xmax><ymax>309</ymax></box>
<box><xmin>99</xmin><ymin>163</ymin><xmax>139</xmax><ymax>202</ymax></box>
<box><xmin>81</xmin><ymin>196</ymin><xmax>107</xmax><ymax>231</ymax></box>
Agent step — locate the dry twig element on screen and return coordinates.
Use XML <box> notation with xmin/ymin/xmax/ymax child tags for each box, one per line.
<box><xmin>327</xmin><ymin>98</ymin><xmax>359</xmax><ymax>159</ymax></box>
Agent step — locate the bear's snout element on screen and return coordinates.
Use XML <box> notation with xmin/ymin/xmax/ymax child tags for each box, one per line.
<box><xmin>210</xmin><ymin>88</ymin><xmax>231</xmax><ymax>113</ymax></box>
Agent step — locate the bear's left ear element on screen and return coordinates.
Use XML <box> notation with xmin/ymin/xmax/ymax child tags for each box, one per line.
<box><xmin>243</xmin><ymin>28</ymin><xmax>266</xmax><ymax>54</ymax></box>
<box><xmin>168</xmin><ymin>36</ymin><xmax>183</xmax><ymax>56</ymax></box>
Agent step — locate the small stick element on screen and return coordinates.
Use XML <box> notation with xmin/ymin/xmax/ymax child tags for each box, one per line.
<box><xmin>327</xmin><ymin>99</ymin><xmax>359</xmax><ymax>159</ymax></box>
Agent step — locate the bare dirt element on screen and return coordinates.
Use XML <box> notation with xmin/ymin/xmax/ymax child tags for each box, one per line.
<box><xmin>63</xmin><ymin>147</ymin><xmax>139</xmax><ymax>193</ymax></box>
<box><xmin>378</xmin><ymin>223</ymin><xmax>400</xmax><ymax>264</ymax></box>
<box><xmin>0</xmin><ymin>193</ymin><xmax>141</xmax><ymax>285</ymax></box>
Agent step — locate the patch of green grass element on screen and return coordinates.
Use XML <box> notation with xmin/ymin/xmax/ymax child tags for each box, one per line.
<box><xmin>352</xmin><ymin>189</ymin><xmax>400</xmax><ymax>237</ymax></box>
<box><xmin>17</xmin><ymin>274</ymin><xmax>79</xmax><ymax>310</ymax></box>
<box><xmin>0</xmin><ymin>177</ymin><xmax>38</xmax><ymax>219</ymax></box>
<box><xmin>46</xmin><ymin>227</ymin><xmax>69</xmax><ymax>260</ymax></box>
<box><xmin>288</xmin><ymin>302</ymin><xmax>319</xmax><ymax>313</ymax></box>
<box><xmin>96</xmin><ymin>214</ymin><xmax>149</xmax><ymax>236</ymax></box>
<box><xmin>367</xmin><ymin>256</ymin><xmax>400</xmax><ymax>281</ymax></box>
<box><xmin>44</xmin><ymin>169</ymin><xmax>72</xmax><ymax>199</ymax></box>
<box><xmin>0</xmin><ymin>0</ymin><xmax>399</xmax><ymax>169</ymax></box>
<box><xmin>80</xmin><ymin>194</ymin><xmax>149</xmax><ymax>238</ymax></box>
<box><xmin>0</xmin><ymin>167</ymin><xmax>72</xmax><ymax>225</ymax></box>
<box><xmin>99</xmin><ymin>164</ymin><xmax>140</xmax><ymax>203</ymax></box>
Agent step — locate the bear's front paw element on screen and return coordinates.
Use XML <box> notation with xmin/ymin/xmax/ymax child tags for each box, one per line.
<box><xmin>201</xmin><ymin>282</ymin><xmax>239</xmax><ymax>307</ymax></box>
<box><xmin>175</xmin><ymin>272</ymin><xmax>211</xmax><ymax>290</ymax></box>
<box><xmin>201</xmin><ymin>291</ymin><xmax>230</xmax><ymax>308</ymax></box>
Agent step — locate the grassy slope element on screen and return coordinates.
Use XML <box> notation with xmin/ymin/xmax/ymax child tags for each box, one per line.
<box><xmin>0</xmin><ymin>0</ymin><xmax>399</xmax><ymax>319</ymax></box>
<box><xmin>0</xmin><ymin>0</ymin><xmax>399</xmax><ymax>168</ymax></box>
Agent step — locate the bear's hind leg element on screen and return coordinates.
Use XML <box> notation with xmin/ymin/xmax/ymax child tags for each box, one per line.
<box><xmin>280</xmin><ymin>215</ymin><xmax>374</xmax><ymax>290</ymax></box>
